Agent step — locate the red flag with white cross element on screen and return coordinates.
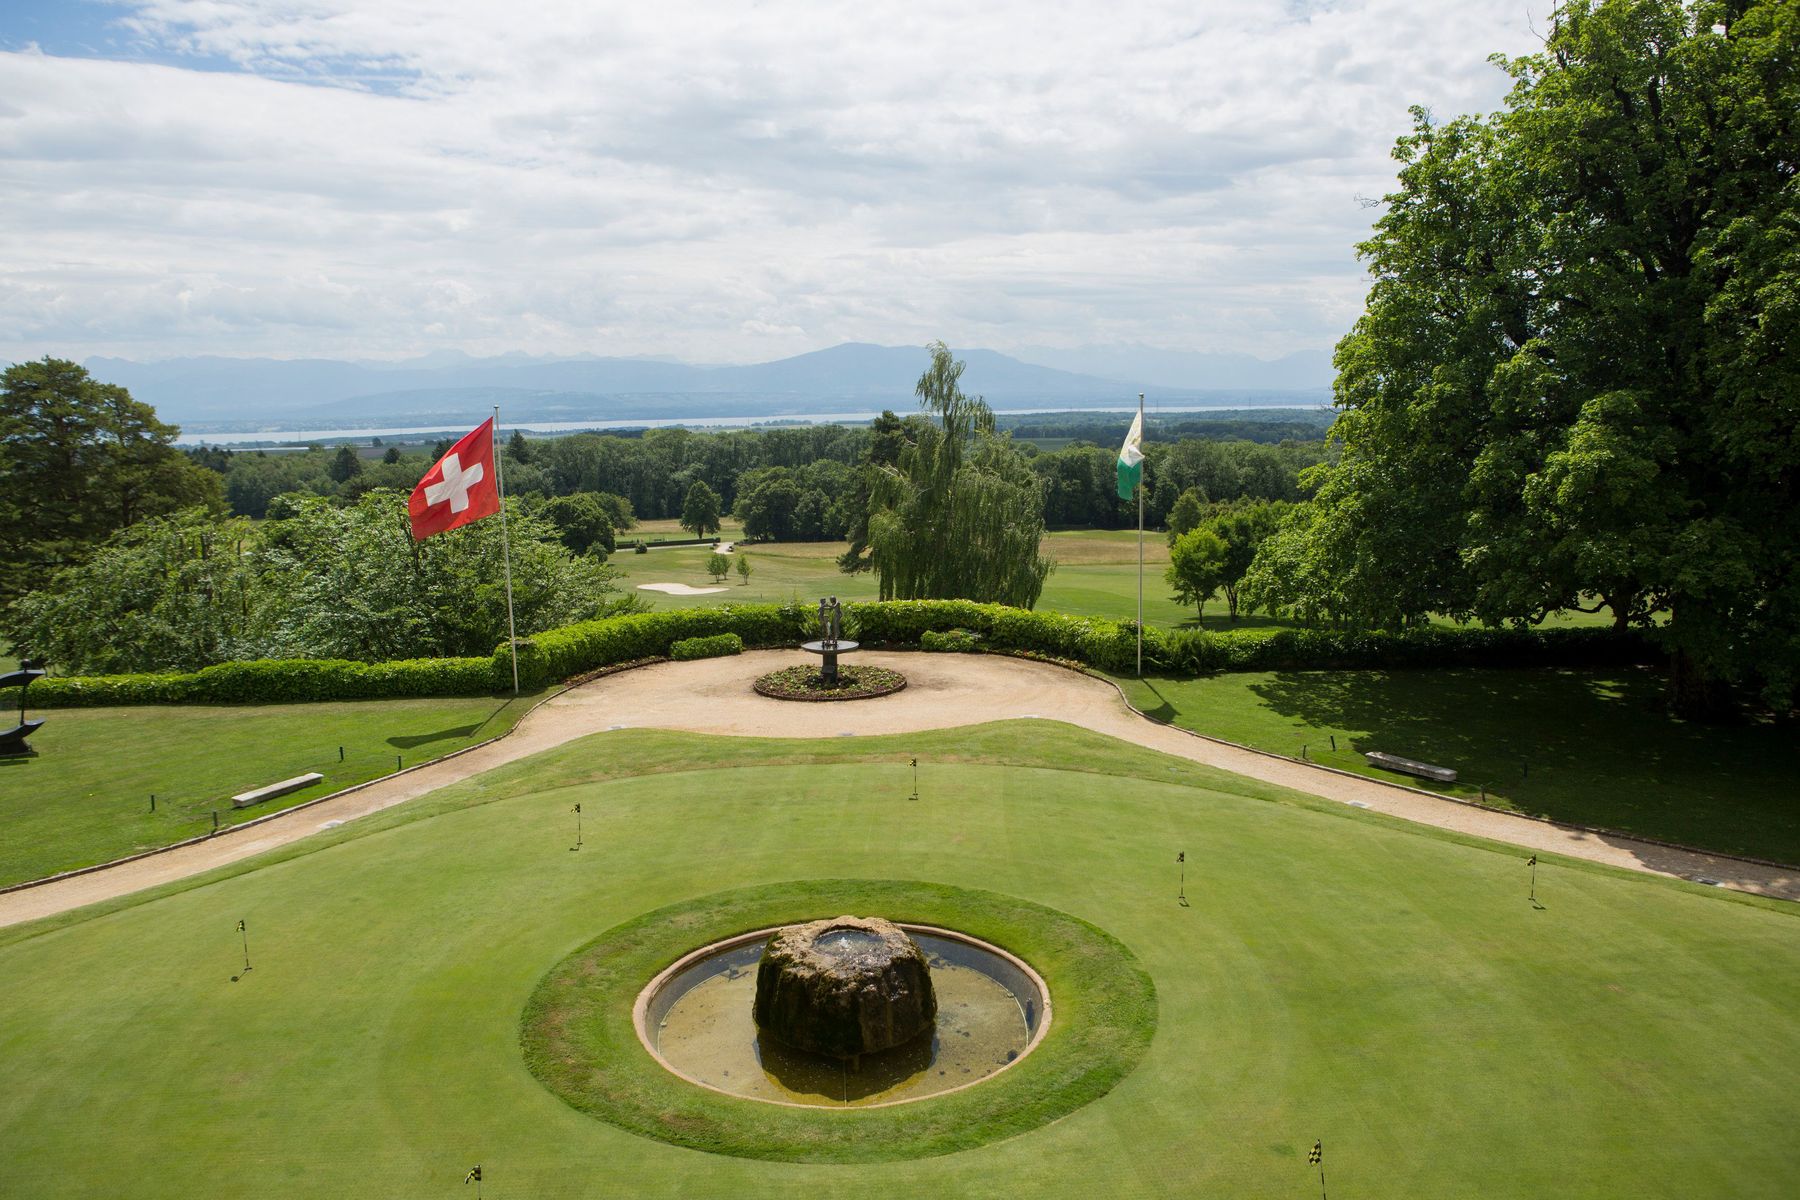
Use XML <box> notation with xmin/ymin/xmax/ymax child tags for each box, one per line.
<box><xmin>408</xmin><ymin>418</ymin><xmax>501</xmax><ymax>539</ymax></box>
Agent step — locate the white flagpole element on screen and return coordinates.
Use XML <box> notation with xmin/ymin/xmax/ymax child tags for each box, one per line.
<box><xmin>493</xmin><ymin>404</ymin><xmax>520</xmax><ymax>695</ymax></box>
<box><xmin>1137</xmin><ymin>391</ymin><xmax>1144</xmax><ymax>678</ymax></box>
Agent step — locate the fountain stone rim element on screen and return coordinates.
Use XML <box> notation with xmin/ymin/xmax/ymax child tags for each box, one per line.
<box><xmin>633</xmin><ymin>920</ymin><xmax>1054</xmax><ymax>1110</ymax></box>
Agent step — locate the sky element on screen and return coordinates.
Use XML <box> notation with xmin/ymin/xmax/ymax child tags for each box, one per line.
<box><xmin>0</xmin><ymin>1</ymin><xmax>1545</xmax><ymax>366</ymax></box>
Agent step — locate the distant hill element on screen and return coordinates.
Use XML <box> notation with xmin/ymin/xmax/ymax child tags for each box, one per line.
<box><xmin>1008</xmin><ymin>344</ymin><xmax>1334</xmax><ymax>392</ymax></box>
<box><xmin>80</xmin><ymin>343</ymin><xmax>1328</xmax><ymax>432</ymax></box>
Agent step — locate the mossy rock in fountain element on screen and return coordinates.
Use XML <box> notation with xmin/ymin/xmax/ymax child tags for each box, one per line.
<box><xmin>752</xmin><ymin>915</ymin><xmax>937</xmax><ymax>1058</ymax></box>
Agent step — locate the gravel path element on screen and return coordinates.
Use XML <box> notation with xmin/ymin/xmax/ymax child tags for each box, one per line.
<box><xmin>4</xmin><ymin>651</ymin><xmax>1792</xmax><ymax>928</ymax></box>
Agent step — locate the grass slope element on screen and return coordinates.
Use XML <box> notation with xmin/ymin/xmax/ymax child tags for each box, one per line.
<box><xmin>1</xmin><ymin>723</ymin><xmax>1794</xmax><ymax>1198</ymax></box>
<box><xmin>0</xmin><ymin>691</ymin><xmax>547</xmax><ymax>887</ymax></box>
<box><xmin>1114</xmin><ymin>667</ymin><xmax>1800</xmax><ymax>864</ymax></box>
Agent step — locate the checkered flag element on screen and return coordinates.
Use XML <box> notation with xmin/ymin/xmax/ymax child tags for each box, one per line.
<box><xmin>573</xmin><ymin>803</ymin><xmax>581</xmax><ymax>814</ymax></box>
<box><xmin>1176</xmin><ymin>851</ymin><xmax>1184</xmax><ymax>863</ymax></box>
<box><xmin>465</xmin><ymin>1164</ymin><xmax>482</xmax><ymax>1184</ymax></box>
<box><xmin>1308</xmin><ymin>1140</ymin><xmax>1322</xmax><ymax>1165</ymax></box>
<box><xmin>1525</xmin><ymin>855</ymin><xmax>1536</xmax><ymax>868</ymax></box>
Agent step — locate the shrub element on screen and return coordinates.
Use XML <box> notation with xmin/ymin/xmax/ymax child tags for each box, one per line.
<box><xmin>633</xmin><ymin>540</ymin><xmax>648</xmax><ymax>554</ymax></box>
<box><xmin>920</xmin><ymin>628</ymin><xmax>983</xmax><ymax>652</ymax></box>
<box><xmin>671</xmin><ymin>633</ymin><xmax>744</xmax><ymax>661</ymax></box>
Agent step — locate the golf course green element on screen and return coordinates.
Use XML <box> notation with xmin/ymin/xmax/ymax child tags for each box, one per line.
<box><xmin>1</xmin><ymin>722</ymin><xmax>1793</xmax><ymax>1198</ymax></box>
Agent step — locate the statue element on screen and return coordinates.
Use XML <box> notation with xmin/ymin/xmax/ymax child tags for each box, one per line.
<box><xmin>817</xmin><ymin>597</ymin><xmax>843</xmax><ymax>650</ymax></box>
<box><xmin>801</xmin><ymin>598</ymin><xmax>857</xmax><ymax>685</ymax></box>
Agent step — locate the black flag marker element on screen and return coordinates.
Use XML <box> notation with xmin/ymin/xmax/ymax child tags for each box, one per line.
<box><xmin>1176</xmin><ymin>850</ymin><xmax>1188</xmax><ymax>906</ymax></box>
<box><xmin>232</xmin><ymin>919</ymin><xmax>252</xmax><ymax>981</ymax></box>
<box><xmin>571</xmin><ymin>803</ymin><xmax>583</xmax><ymax>851</ymax></box>
<box><xmin>1176</xmin><ymin>851</ymin><xmax>1184</xmax><ymax>862</ymax></box>
<box><xmin>1309</xmin><ymin>1140</ymin><xmax>1327</xmax><ymax>1200</ymax></box>
<box><xmin>1526</xmin><ymin>854</ymin><xmax>1538</xmax><ymax>904</ymax></box>
<box><xmin>465</xmin><ymin>1165</ymin><xmax>482</xmax><ymax>1184</ymax></box>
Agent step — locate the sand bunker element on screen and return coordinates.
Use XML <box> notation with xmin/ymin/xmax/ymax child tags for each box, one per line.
<box><xmin>639</xmin><ymin>582</ymin><xmax>729</xmax><ymax>595</ymax></box>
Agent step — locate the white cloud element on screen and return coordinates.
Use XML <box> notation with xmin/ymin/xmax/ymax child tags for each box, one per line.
<box><xmin>0</xmin><ymin>1</ymin><xmax>1542</xmax><ymax>365</ymax></box>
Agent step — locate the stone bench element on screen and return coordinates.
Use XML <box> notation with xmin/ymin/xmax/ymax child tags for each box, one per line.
<box><xmin>231</xmin><ymin>772</ymin><xmax>325</xmax><ymax>809</ymax></box>
<box><xmin>1362</xmin><ymin>752</ymin><xmax>1457</xmax><ymax>783</ymax></box>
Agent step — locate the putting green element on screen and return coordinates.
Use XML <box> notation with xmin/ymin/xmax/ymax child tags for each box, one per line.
<box><xmin>1</xmin><ymin>722</ymin><xmax>1794</xmax><ymax>1199</ymax></box>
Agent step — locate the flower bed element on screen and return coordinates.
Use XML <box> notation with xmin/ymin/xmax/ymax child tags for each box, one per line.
<box><xmin>752</xmin><ymin>664</ymin><xmax>908</xmax><ymax>701</ymax></box>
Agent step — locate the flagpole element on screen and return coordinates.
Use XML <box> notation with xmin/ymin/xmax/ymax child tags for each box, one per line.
<box><xmin>493</xmin><ymin>405</ymin><xmax>520</xmax><ymax>695</ymax></box>
<box><xmin>1136</xmin><ymin>391</ymin><xmax>1144</xmax><ymax>678</ymax></box>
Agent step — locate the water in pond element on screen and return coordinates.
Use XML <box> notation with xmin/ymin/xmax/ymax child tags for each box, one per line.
<box><xmin>645</xmin><ymin>930</ymin><xmax>1044</xmax><ymax>1107</ymax></box>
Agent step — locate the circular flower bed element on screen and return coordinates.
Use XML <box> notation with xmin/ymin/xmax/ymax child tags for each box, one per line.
<box><xmin>753</xmin><ymin>664</ymin><xmax>908</xmax><ymax>701</ymax></box>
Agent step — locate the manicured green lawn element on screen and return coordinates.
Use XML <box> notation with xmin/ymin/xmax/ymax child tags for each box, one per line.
<box><xmin>0</xmin><ymin>691</ymin><xmax>548</xmax><ymax>887</ymax></box>
<box><xmin>1113</xmin><ymin>666</ymin><xmax>1800</xmax><ymax>864</ymax></box>
<box><xmin>1</xmin><ymin>723</ymin><xmax>1793</xmax><ymax>1198</ymax></box>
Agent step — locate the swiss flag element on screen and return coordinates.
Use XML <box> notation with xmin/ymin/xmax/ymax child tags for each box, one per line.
<box><xmin>408</xmin><ymin>418</ymin><xmax>502</xmax><ymax>540</ymax></box>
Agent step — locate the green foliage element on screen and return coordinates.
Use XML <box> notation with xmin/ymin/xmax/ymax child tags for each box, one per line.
<box><xmin>1251</xmin><ymin>0</ymin><xmax>1800</xmax><ymax>713</ymax></box>
<box><xmin>734</xmin><ymin>462</ymin><xmax>855</xmax><ymax>541</ymax></box>
<box><xmin>534</xmin><ymin>492</ymin><xmax>616</xmax><ymax>556</ymax></box>
<box><xmin>11</xmin><ymin>492</ymin><xmax>635</xmax><ymax>673</ymax></box>
<box><xmin>705</xmin><ymin>551</ymin><xmax>731</xmax><ymax>582</ymax></box>
<box><xmin>669</xmin><ymin>632</ymin><xmax>744</xmax><ymax>660</ymax></box>
<box><xmin>679</xmin><ymin>479</ymin><xmax>723</xmax><ymax>537</ymax></box>
<box><xmin>0</xmin><ymin>358</ymin><xmax>221</xmax><ymax>610</ymax></box>
<box><xmin>735</xmin><ymin>553</ymin><xmax>752</xmax><ymax>584</ymax></box>
<box><xmin>865</xmin><ymin>343</ymin><xmax>1051</xmax><ymax>606</ymax></box>
<box><xmin>1165</xmin><ymin>487</ymin><xmax>1208</xmax><ymax>541</ymax></box>
<box><xmin>327</xmin><ymin>445</ymin><xmax>363</xmax><ymax>483</ymax></box>
<box><xmin>30</xmin><ymin>655</ymin><xmax>494</xmax><ymax>707</ymax></box>
<box><xmin>920</xmin><ymin>628</ymin><xmax>982</xmax><ymax>652</ymax></box>
<box><xmin>1166</xmin><ymin>528</ymin><xmax>1229</xmax><ymax>619</ymax></box>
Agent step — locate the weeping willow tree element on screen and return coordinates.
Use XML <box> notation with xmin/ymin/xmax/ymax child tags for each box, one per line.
<box><xmin>866</xmin><ymin>342</ymin><xmax>1051</xmax><ymax>606</ymax></box>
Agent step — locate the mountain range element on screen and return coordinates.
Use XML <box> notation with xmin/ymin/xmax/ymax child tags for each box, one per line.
<box><xmin>81</xmin><ymin>343</ymin><xmax>1333</xmax><ymax>433</ymax></box>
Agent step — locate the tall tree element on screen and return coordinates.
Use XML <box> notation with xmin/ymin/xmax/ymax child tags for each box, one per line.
<box><xmin>1246</xmin><ymin>0</ymin><xmax>1799</xmax><ymax>714</ymax></box>
<box><xmin>864</xmin><ymin>343</ymin><xmax>1051</xmax><ymax>606</ymax></box>
<box><xmin>0</xmin><ymin>358</ymin><xmax>222</xmax><ymax>613</ymax></box>
<box><xmin>679</xmin><ymin>480</ymin><xmax>723</xmax><ymax>538</ymax></box>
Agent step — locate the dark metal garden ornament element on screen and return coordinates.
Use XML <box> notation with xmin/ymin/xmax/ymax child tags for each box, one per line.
<box><xmin>800</xmin><ymin>597</ymin><xmax>858</xmax><ymax>685</ymax></box>
<box><xmin>0</xmin><ymin>658</ymin><xmax>46</xmax><ymax>756</ymax></box>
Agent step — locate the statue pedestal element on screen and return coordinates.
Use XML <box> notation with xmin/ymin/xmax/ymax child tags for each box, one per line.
<box><xmin>799</xmin><ymin>639</ymin><xmax>860</xmax><ymax>684</ymax></box>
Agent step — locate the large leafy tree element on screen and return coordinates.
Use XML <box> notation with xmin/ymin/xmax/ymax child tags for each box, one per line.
<box><xmin>1248</xmin><ymin>0</ymin><xmax>1798</xmax><ymax>714</ymax></box>
<box><xmin>11</xmin><ymin>492</ymin><xmax>635</xmax><ymax>672</ymax></box>
<box><xmin>679</xmin><ymin>479</ymin><xmax>723</xmax><ymax>538</ymax></box>
<box><xmin>864</xmin><ymin>343</ymin><xmax>1051</xmax><ymax>606</ymax></box>
<box><xmin>0</xmin><ymin>358</ymin><xmax>221</xmax><ymax>609</ymax></box>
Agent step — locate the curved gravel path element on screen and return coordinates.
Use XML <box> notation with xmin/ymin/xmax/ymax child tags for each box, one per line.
<box><xmin>4</xmin><ymin>650</ymin><xmax>1793</xmax><ymax>928</ymax></box>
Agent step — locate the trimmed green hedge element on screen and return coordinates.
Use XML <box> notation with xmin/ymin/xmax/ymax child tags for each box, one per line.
<box><xmin>920</xmin><ymin>628</ymin><xmax>983</xmax><ymax>652</ymax></box>
<box><xmin>670</xmin><ymin>632</ymin><xmax>744</xmax><ymax>661</ymax></box>
<box><xmin>29</xmin><ymin>655</ymin><xmax>492</xmax><ymax>708</ymax></box>
<box><xmin>25</xmin><ymin>599</ymin><xmax>1656</xmax><ymax>708</ymax></box>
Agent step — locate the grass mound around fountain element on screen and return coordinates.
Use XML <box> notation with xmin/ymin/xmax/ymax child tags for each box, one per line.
<box><xmin>522</xmin><ymin>881</ymin><xmax>1151</xmax><ymax>1161</ymax></box>
<box><xmin>752</xmin><ymin>663</ymin><xmax>908</xmax><ymax>700</ymax></box>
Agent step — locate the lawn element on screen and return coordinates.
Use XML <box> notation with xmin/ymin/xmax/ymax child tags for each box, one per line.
<box><xmin>0</xmin><ymin>691</ymin><xmax>548</xmax><ymax>887</ymax></box>
<box><xmin>1</xmin><ymin>722</ymin><xmax>1794</xmax><ymax>1198</ymax></box>
<box><xmin>1112</xmin><ymin>666</ymin><xmax>1800</xmax><ymax>864</ymax></box>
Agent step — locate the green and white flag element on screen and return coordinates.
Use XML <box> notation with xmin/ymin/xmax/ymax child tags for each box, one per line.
<box><xmin>1116</xmin><ymin>410</ymin><xmax>1144</xmax><ymax>499</ymax></box>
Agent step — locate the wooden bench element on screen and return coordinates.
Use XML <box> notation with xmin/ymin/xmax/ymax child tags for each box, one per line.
<box><xmin>1362</xmin><ymin>752</ymin><xmax>1457</xmax><ymax>783</ymax></box>
<box><xmin>231</xmin><ymin>772</ymin><xmax>325</xmax><ymax>809</ymax></box>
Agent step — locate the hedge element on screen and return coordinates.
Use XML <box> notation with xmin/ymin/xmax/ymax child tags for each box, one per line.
<box><xmin>670</xmin><ymin>632</ymin><xmax>744</xmax><ymax>661</ymax></box>
<box><xmin>24</xmin><ymin>600</ymin><xmax>1657</xmax><ymax>708</ymax></box>
<box><xmin>920</xmin><ymin>628</ymin><xmax>982</xmax><ymax>653</ymax></box>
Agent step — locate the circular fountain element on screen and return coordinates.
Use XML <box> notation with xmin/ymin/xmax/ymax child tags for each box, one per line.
<box><xmin>636</xmin><ymin>918</ymin><xmax>1049</xmax><ymax>1107</ymax></box>
<box><xmin>753</xmin><ymin>916</ymin><xmax>936</xmax><ymax>1060</ymax></box>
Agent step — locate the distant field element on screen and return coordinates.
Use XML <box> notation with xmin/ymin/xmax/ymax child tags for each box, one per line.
<box><xmin>626</xmin><ymin>517</ymin><xmax>746</xmax><ymax>544</ymax></box>
<box><xmin>1111</xmin><ymin>666</ymin><xmax>1800</xmax><ymax>865</ymax></box>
